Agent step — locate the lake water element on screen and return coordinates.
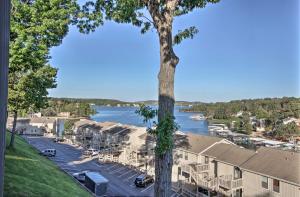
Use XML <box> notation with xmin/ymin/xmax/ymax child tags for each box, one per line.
<box><xmin>91</xmin><ymin>106</ymin><xmax>209</xmax><ymax>135</ymax></box>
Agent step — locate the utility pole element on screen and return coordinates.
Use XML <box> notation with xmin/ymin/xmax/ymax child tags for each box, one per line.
<box><xmin>0</xmin><ymin>0</ymin><xmax>11</xmax><ymax>196</ymax></box>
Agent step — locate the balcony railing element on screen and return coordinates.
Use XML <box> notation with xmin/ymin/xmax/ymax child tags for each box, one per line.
<box><xmin>181</xmin><ymin>164</ymin><xmax>217</xmax><ymax>191</ymax></box>
<box><xmin>198</xmin><ymin>176</ymin><xmax>218</xmax><ymax>189</ymax></box>
<box><xmin>196</xmin><ymin>163</ymin><xmax>209</xmax><ymax>172</ymax></box>
<box><xmin>182</xmin><ymin>163</ymin><xmax>209</xmax><ymax>174</ymax></box>
<box><xmin>232</xmin><ymin>178</ymin><xmax>243</xmax><ymax>189</ymax></box>
<box><xmin>219</xmin><ymin>176</ymin><xmax>243</xmax><ymax>189</ymax></box>
<box><xmin>219</xmin><ymin>178</ymin><xmax>231</xmax><ymax>189</ymax></box>
<box><xmin>217</xmin><ymin>187</ymin><xmax>232</xmax><ymax>196</ymax></box>
<box><xmin>181</xmin><ymin>164</ymin><xmax>190</xmax><ymax>173</ymax></box>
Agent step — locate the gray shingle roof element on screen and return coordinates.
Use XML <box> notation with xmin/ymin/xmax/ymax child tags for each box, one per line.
<box><xmin>176</xmin><ymin>133</ymin><xmax>223</xmax><ymax>153</ymax></box>
<box><xmin>30</xmin><ymin>117</ymin><xmax>56</xmax><ymax>124</ymax></box>
<box><xmin>74</xmin><ymin>119</ymin><xmax>95</xmax><ymax>127</ymax></box>
<box><xmin>240</xmin><ymin>147</ymin><xmax>300</xmax><ymax>185</ymax></box>
<box><xmin>103</xmin><ymin>126</ymin><xmax>130</xmax><ymax>135</ymax></box>
<box><xmin>203</xmin><ymin>143</ymin><xmax>256</xmax><ymax>166</ymax></box>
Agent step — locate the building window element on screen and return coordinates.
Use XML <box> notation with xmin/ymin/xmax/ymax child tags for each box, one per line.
<box><xmin>233</xmin><ymin>188</ymin><xmax>242</xmax><ymax>197</ymax></box>
<box><xmin>213</xmin><ymin>161</ymin><xmax>218</xmax><ymax>178</ymax></box>
<box><xmin>261</xmin><ymin>176</ymin><xmax>268</xmax><ymax>189</ymax></box>
<box><xmin>234</xmin><ymin>167</ymin><xmax>242</xmax><ymax>179</ymax></box>
<box><xmin>273</xmin><ymin>179</ymin><xmax>280</xmax><ymax>193</ymax></box>
<box><xmin>204</xmin><ymin>156</ymin><xmax>209</xmax><ymax>164</ymax></box>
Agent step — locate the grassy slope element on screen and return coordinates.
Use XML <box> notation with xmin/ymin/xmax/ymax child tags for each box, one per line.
<box><xmin>4</xmin><ymin>132</ymin><xmax>91</xmax><ymax>197</ymax></box>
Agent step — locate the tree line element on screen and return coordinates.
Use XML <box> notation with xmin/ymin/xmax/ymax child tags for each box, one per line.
<box><xmin>49</xmin><ymin>97</ymin><xmax>129</xmax><ymax>106</ymax></box>
<box><xmin>41</xmin><ymin>99</ymin><xmax>96</xmax><ymax>117</ymax></box>
<box><xmin>182</xmin><ymin>97</ymin><xmax>300</xmax><ymax>136</ymax></box>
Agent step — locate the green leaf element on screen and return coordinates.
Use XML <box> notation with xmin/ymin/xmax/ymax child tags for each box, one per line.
<box><xmin>173</xmin><ymin>26</ymin><xmax>199</xmax><ymax>45</ymax></box>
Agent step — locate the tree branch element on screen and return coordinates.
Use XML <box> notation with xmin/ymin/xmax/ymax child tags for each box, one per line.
<box><xmin>173</xmin><ymin>26</ymin><xmax>199</xmax><ymax>45</ymax></box>
<box><xmin>138</xmin><ymin>12</ymin><xmax>155</xmax><ymax>26</ymax></box>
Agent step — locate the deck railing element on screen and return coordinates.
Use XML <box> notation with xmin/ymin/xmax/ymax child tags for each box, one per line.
<box><xmin>197</xmin><ymin>176</ymin><xmax>218</xmax><ymax>189</ymax></box>
<box><xmin>219</xmin><ymin>176</ymin><xmax>243</xmax><ymax>189</ymax></box>
<box><xmin>181</xmin><ymin>163</ymin><xmax>209</xmax><ymax>175</ymax></box>
<box><xmin>219</xmin><ymin>177</ymin><xmax>232</xmax><ymax>189</ymax></box>
<box><xmin>232</xmin><ymin>178</ymin><xmax>243</xmax><ymax>189</ymax></box>
<box><xmin>181</xmin><ymin>164</ymin><xmax>190</xmax><ymax>173</ymax></box>
<box><xmin>181</xmin><ymin>163</ymin><xmax>218</xmax><ymax>190</ymax></box>
<box><xmin>217</xmin><ymin>187</ymin><xmax>232</xmax><ymax>196</ymax></box>
<box><xmin>196</xmin><ymin>163</ymin><xmax>209</xmax><ymax>172</ymax></box>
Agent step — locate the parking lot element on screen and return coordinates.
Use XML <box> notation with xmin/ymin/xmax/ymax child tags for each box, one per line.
<box><xmin>23</xmin><ymin>136</ymin><xmax>181</xmax><ymax>197</ymax></box>
<box><xmin>98</xmin><ymin>162</ymin><xmax>155</xmax><ymax>195</ymax></box>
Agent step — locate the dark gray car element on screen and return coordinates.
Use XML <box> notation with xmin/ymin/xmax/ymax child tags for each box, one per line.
<box><xmin>134</xmin><ymin>174</ymin><xmax>154</xmax><ymax>187</ymax></box>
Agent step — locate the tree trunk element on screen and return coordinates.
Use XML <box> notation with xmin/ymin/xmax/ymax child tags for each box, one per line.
<box><xmin>9</xmin><ymin>111</ymin><xmax>18</xmax><ymax>148</ymax></box>
<box><xmin>0</xmin><ymin>0</ymin><xmax>10</xmax><ymax>195</ymax></box>
<box><xmin>154</xmin><ymin>24</ymin><xmax>179</xmax><ymax>197</ymax></box>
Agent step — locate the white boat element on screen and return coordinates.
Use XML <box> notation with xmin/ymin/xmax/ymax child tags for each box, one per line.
<box><xmin>190</xmin><ymin>114</ymin><xmax>206</xmax><ymax>121</ymax></box>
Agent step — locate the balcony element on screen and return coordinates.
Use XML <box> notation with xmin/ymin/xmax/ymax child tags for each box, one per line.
<box><xmin>198</xmin><ymin>176</ymin><xmax>218</xmax><ymax>189</ymax></box>
<box><xmin>196</xmin><ymin>163</ymin><xmax>209</xmax><ymax>172</ymax></box>
<box><xmin>218</xmin><ymin>175</ymin><xmax>243</xmax><ymax>190</ymax></box>
<box><xmin>182</xmin><ymin>163</ymin><xmax>209</xmax><ymax>174</ymax></box>
<box><xmin>232</xmin><ymin>178</ymin><xmax>243</xmax><ymax>188</ymax></box>
<box><xmin>216</xmin><ymin>187</ymin><xmax>232</xmax><ymax>196</ymax></box>
<box><xmin>181</xmin><ymin>164</ymin><xmax>217</xmax><ymax>191</ymax></box>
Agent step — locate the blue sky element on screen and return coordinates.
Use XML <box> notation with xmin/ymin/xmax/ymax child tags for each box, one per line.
<box><xmin>49</xmin><ymin>0</ymin><xmax>299</xmax><ymax>102</ymax></box>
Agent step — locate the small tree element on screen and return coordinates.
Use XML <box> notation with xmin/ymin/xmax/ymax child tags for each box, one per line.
<box><xmin>274</xmin><ymin>122</ymin><xmax>300</xmax><ymax>139</ymax></box>
<box><xmin>8</xmin><ymin>0</ymin><xmax>78</xmax><ymax>147</ymax></box>
<box><xmin>236</xmin><ymin>113</ymin><xmax>252</xmax><ymax>135</ymax></box>
<box><xmin>77</xmin><ymin>0</ymin><xmax>220</xmax><ymax>195</ymax></box>
<box><xmin>8</xmin><ymin>65</ymin><xmax>58</xmax><ymax>147</ymax></box>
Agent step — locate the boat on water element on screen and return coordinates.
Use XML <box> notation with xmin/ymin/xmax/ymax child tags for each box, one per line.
<box><xmin>189</xmin><ymin>114</ymin><xmax>206</xmax><ymax>121</ymax></box>
<box><xmin>208</xmin><ymin>124</ymin><xmax>229</xmax><ymax>131</ymax></box>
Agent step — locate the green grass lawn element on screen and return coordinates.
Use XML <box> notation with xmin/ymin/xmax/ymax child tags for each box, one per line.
<box><xmin>4</xmin><ymin>132</ymin><xmax>91</xmax><ymax>197</ymax></box>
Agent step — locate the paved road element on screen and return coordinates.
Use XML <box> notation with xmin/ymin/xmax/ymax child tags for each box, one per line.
<box><xmin>23</xmin><ymin>136</ymin><xmax>180</xmax><ymax>197</ymax></box>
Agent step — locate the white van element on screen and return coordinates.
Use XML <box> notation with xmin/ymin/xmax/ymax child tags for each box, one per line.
<box><xmin>41</xmin><ymin>149</ymin><xmax>56</xmax><ymax>157</ymax></box>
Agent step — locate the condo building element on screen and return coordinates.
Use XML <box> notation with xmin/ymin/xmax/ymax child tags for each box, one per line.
<box><xmin>71</xmin><ymin>120</ymin><xmax>300</xmax><ymax>197</ymax></box>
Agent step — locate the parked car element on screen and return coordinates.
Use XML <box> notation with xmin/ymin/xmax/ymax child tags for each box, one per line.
<box><xmin>41</xmin><ymin>149</ymin><xmax>56</xmax><ymax>157</ymax></box>
<box><xmin>72</xmin><ymin>170</ymin><xmax>89</xmax><ymax>182</ymax></box>
<box><xmin>134</xmin><ymin>174</ymin><xmax>154</xmax><ymax>187</ymax></box>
